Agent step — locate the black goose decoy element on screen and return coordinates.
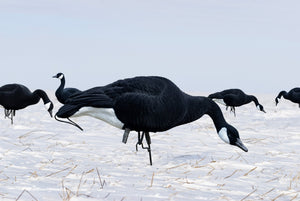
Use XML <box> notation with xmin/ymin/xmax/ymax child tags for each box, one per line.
<box><xmin>53</xmin><ymin>72</ymin><xmax>81</xmax><ymax>104</ymax></box>
<box><xmin>55</xmin><ymin>76</ymin><xmax>248</xmax><ymax>165</ymax></box>
<box><xmin>275</xmin><ymin>88</ymin><xmax>300</xmax><ymax>107</ymax></box>
<box><xmin>0</xmin><ymin>84</ymin><xmax>54</xmax><ymax>124</ymax></box>
<box><xmin>208</xmin><ymin>89</ymin><xmax>266</xmax><ymax>116</ymax></box>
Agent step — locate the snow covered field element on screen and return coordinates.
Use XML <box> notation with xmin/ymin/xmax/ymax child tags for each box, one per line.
<box><xmin>0</xmin><ymin>93</ymin><xmax>299</xmax><ymax>201</ymax></box>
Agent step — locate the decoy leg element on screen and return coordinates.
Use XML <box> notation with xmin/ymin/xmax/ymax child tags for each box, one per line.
<box><xmin>136</xmin><ymin>131</ymin><xmax>144</xmax><ymax>151</ymax></box>
<box><xmin>122</xmin><ymin>128</ymin><xmax>131</xmax><ymax>144</ymax></box>
<box><xmin>135</xmin><ymin>131</ymin><xmax>153</xmax><ymax>165</ymax></box>
<box><xmin>230</xmin><ymin>106</ymin><xmax>236</xmax><ymax>117</ymax></box>
<box><xmin>144</xmin><ymin>132</ymin><xmax>152</xmax><ymax>166</ymax></box>
<box><xmin>136</xmin><ymin>131</ymin><xmax>145</xmax><ymax>151</ymax></box>
<box><xmin>10</xmin><ymin>110</ymin><xmax>15</xmax><ymax>124</ymax></box>
<box><xmin>4</xmin><ymin>109</ymin><xmax>11</xmax><ymax>119</ymax></box>
<box><xmin>4</xmin><ymin>109</ymin><xmax>15</xmax><ymax>124</ymax></box>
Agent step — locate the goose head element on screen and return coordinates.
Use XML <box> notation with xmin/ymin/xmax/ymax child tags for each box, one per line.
<box><xmin>45</xmin><ymin>102</ymin><xmax>54</xmax><ymax>117</ymax></box>
<box><xmin>218</xmin><ymin>125</ymin><xmax>248</xmax><ymax>152</ymax></box>
<box><xmin>275</xmin><ymin>98</ymin><xmax>279</xmax><ymax>106</ymax></box>
<box><xmin>52</xmin><ymin>72</ymin><xmax>64</xmax><ymax>80</ymax></box>
<box><xmin>257</xmin><ymin>104</ymin><xmax>266</xmax><ymax>113</ymax></box>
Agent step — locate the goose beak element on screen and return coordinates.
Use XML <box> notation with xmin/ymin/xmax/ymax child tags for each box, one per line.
<box><xmin>49</xmin><ymin>111</ymin><xmax>53</xmax><ymax>118</ymax></box>
<box><xmin>262</xmin><ymin>109</ymin><xmax>266</xmax><ymax>113</ymax></box>
<box><xmin>235</xmin><ymin>138</ymin><xmax>248</xmax><ymax>152</ymax></box>
<box><xmin>52</xmin><ymin>75</ymin><xmax>57</xmax><ymax>78</ymax></box>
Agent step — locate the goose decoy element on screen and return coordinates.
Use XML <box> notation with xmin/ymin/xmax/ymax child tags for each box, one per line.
<box><xmin>208</xmin><ymin>89</ymin><xmax>266</xmax><ymax>116</ymax></box>
<box><xmin>275</xmin><ymin>88</ymin><xmax>300</xmax><ymax>107</ymax></box>
<box><xmin>53</xmin><ymin>72</ymin><xmax>81</xmax><ymax>104</ymax></box>
<box><xmin>0</xmin><ymin>84</ymin><xmax>54</xmax><ymax>124</ymax></box>
<box><xmin>55</xmin><ymin>76</ymin><xmax>248</xmax><ymax>165</ymax></box>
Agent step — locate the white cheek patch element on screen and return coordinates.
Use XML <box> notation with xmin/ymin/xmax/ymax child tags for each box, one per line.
<box><xmin>218</xmin><ymin>127</ymin><xmax>230</xmax><ymax>144</ymax></box>
<box><xmin>257</xmin><ymin>105</ymin><xmax>260</xmax><ymax>110</ymax></box>
<box><xmin>58</xmin><ymin>74</ymin><xmax>64</xmax><ymax>80</ymax></box>
<box><xmin>44</xmin><ymin>102</ymin><xmax>51</xmax><ymax>110</ymax></box>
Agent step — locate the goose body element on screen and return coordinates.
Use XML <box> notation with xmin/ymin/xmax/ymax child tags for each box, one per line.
<box><xmin>56</xmin><ymin>76</ymin><xmax>248</xmax><ymax>164</ymax></box>
<box><xmin>208</xmin><ymin>89</ymin><xmax>266</xmax><ymax>115</ymax></box>
<box><xmin>0</xmin><ymin>84</ymin><xmax>54</xmax><ymax>124</ymax></box>
<box><xmin>53</xmin><ymin>73</ymin><xmax>81</xmax><ymax>104</ymax></box>
<box><xmin>275</xmin><ymin>88</ymin><xmax>300</xmax><ymax>107</ymax></box>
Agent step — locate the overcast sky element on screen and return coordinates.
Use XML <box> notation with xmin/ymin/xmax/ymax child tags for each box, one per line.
<box><xmin>0</xmin><ymin>0</ymin><xmax>299</xmax><ymax>94</ymax></box>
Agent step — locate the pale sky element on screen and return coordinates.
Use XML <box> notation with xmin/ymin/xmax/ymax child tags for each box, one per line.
<box><xmin>0</xmin><ymin>0</ymin><xmax>299</xmax><ymax>94</ymax></box>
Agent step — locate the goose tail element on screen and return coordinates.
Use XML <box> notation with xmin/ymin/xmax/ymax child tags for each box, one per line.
<box><xmin>56</xmin><ymin>104</ymin><xmax>81</xmax><ymax>118</ymax></box>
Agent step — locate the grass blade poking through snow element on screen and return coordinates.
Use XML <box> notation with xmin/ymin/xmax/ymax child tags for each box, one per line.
<box><xmin>96</xmin><ymin>167</ymin><xmax>106</xmax><ymax>189</ymax></box>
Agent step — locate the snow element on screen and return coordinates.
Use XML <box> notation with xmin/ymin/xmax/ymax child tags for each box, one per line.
<box><xmin>0</xmin><ymin>94</ymin><xmax>299</xmax><ymax>200</ymax></box>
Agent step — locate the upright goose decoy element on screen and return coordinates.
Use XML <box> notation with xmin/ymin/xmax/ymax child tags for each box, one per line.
<box><xmin>56</xmin><ymin>76</ymin><xmax>248</xmax><ymax>165</ymax></box>
<box><xmin>275</xmin><ymin>88</ymin><xmax>300</xmax><ymax>107</ymax></box>
<box><xmin>208</xmin><ymin>89</ymin><xmax>266</xmax><ymax>116</ymax></box>
<box><xmin>0</xmin><ymin>84</ymin><xmax>54</xmax><ymax>124</ymax></box>
<box><xmin>53</xmin><ymin>72</ymin><xmax>81</xmax><ymax>104</ymax></box>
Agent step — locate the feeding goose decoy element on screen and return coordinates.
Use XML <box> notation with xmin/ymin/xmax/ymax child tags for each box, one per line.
<box><xmin>55</xmin><ymin>76</ymin><xmax>248</xmax><ymax>165</ymax></box>
<box><xmin>275</xmin><ymin>88</ymin><xmax>300</xmax><ymax>107</ymax></box>
<box><xmin>0</xmin><ymin>84</ymin><xmax>54</xmax><ymax>124</ymax></box>
<box><xmin>208</xmin><ymin>89</ymin><xmax>266</xmax><ymax>116</ymax></box>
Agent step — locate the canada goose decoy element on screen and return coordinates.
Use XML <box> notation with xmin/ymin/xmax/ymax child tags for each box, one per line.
<box><xmin>55</xmin><ymin>76</ymin><xmax>248</xmax><ymax>165</ymax></box>
<box><xmin>53</xmin><ymin>72</ymin><xmax>81</xmax><ymax>104</ymax></box>
<box><xmin>208</xmin><ymin>89</ymin><xmax>266</xmax><ymax>116</ymax></box>
<box><xmin>0</xmin><ymin>84</ymin><xmax>54</xmax><ymax>124</ymax></box>
<box><xmin>275</xmin><ymin>88</ymin><xmax>300</xmax><ymax>107</ymax></box>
